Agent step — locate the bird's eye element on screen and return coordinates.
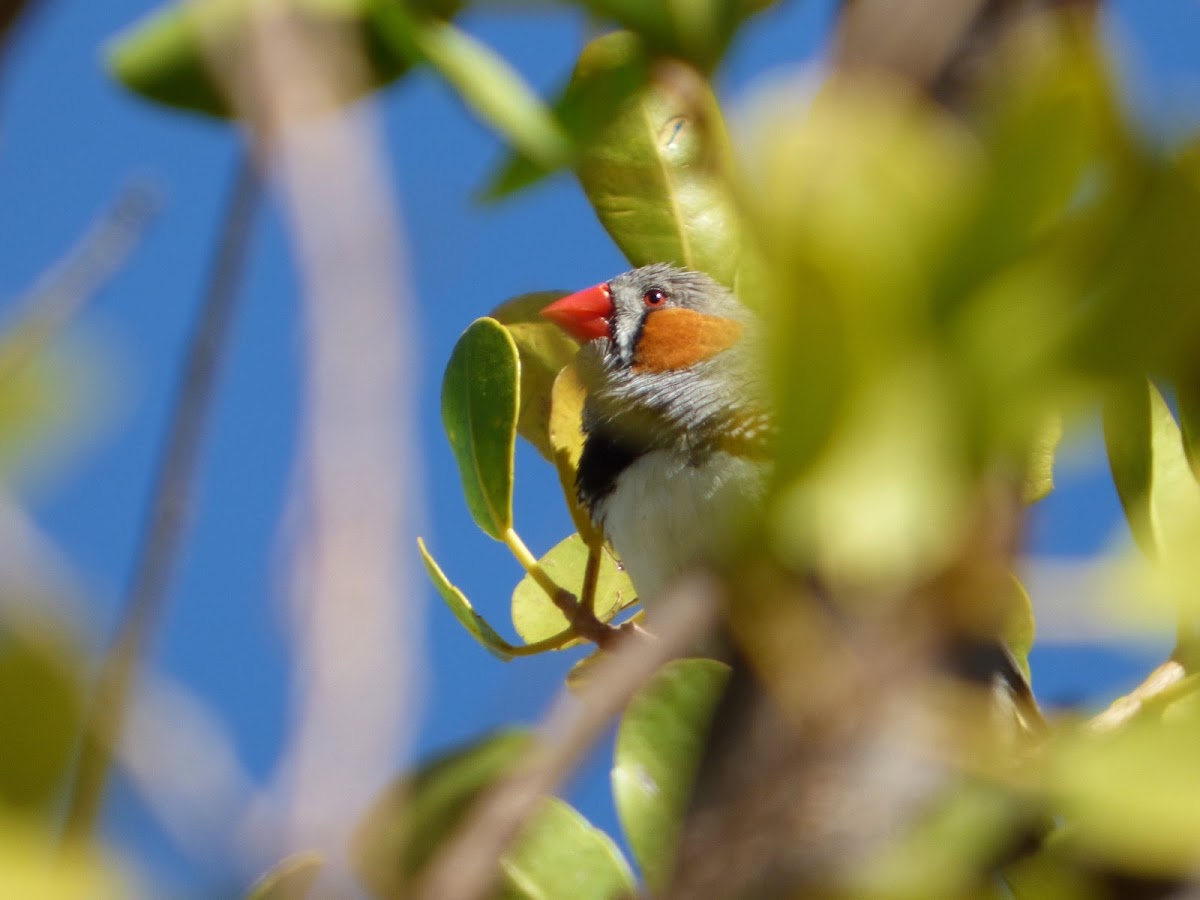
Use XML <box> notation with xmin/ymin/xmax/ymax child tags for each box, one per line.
<box><xmin>643</xmin><ymin>289</ymin><xmax>667</xmax><ymax>307</ymax></box>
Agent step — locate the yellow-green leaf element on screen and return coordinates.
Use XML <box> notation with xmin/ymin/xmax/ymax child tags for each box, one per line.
<box><xmin>418</xmin><ymin>538</ymin><xmax>513</xmax><ymax>661</ymax></box>
<box><xmin>574</xmin><ymin>33</ymin><xmax>742</xmax><ymax>288</ymax></box>
<box><xmin>1023</xmin><ymin>412</ymin><xmax>1061</xmax><ymax>504</ymax></box>
<box><xmin>491</xmin><ymin>293</ymin><xmax>577</xmax><ymax>461</ymax></box>
<box><xmin>511</xmin><ymin>535</ymin><xmax>636</xmax><ymax>646</ymax></box>
<box><xmin>499</xmin><ymin>797</ymin><xmax>635</xmax><ymax>900</ymax></box>
<box><xmin>1004</xmin><ymin>574</ymin><xmax>1036</xmax><ymax>683</ymax></box>
<box><xmin>548</xmin><ymin>363</ymin><xmax>600</xmax><ymax>545</ymax></box>
<box><xmin>441</xmin><ymin>318</ymin><xmax>519</xmax><ymax>541</ymax></box>
<box><xmin>1103</xmin><ymin>379</ymin><xmax>1200</xmax><ymax>562</ymax></box>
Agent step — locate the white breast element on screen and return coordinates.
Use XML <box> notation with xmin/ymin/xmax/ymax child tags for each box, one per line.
<box><xmin>593</xmin><ymin>450</ymin><xmax>768</xmax><ymax>604</ymax></box>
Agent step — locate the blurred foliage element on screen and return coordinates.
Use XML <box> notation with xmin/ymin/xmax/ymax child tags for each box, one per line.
<box><xmin>353</xmin><ymin>730</ymin><xmax>635</xmax><ymax>899</ymax></box>
<box><xmin>14</xmin><ymin>0</ymin><xmax>1197</xmax><ymax>897</ymax></box>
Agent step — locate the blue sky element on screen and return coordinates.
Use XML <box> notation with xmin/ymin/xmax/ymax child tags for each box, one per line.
<box><xmin>1</xmin><ymin>0</ymin><xmax>1198</xmax><ymax>893</ymax></box>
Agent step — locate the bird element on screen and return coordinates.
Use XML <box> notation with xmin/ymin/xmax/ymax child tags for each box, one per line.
<box><xmin>541</xmin><ymin>262</ymin><xmax>1046</xmax><ymax>899</ymax></box>
<box><xmin>540</xmin><ymin>262</ymin><xmax>771</xmax><ymax>606</ymax></box>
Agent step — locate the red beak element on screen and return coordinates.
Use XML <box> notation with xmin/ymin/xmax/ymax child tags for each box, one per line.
<box><xmin>541</xmin><ymin>283</ymin><xmax>614</xmax><ymax>342</ymax></box>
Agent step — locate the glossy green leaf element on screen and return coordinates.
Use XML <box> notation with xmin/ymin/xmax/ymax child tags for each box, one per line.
<box><xmin>574</xmin><ymin>36</ymin><xmax>743</xmax><ymax>288</ymax></box>
<box><xmin>484</xmin><ymin>31</ymin><xmax>649</xmax><ymax>199</ymax></box>
<box><xmin>511</xmin><ymin>535</ymin><xmax>636</xmax><ymax>646</ymax></box>
<box><xmin>612</xmin><ymin>658</ymin><xmax>729</xmax><ymax>891</ymax></box>
<box><xmin>491</xmin><ymin>293</ymin><xmax>577</xmax><ymax>461</ymax></box>
<box><xmin>353</xmin><ymin>730</ymin><xmax>532</xmax><ymax>897</ymax></box>
<box><xmin>246</xmin><ymin>852</ymin><xmax>323</xmax><ymax>900</ymax></box>
<box><xmin>1103</xmin><ymin>380</ymin><xmax>1200</xmax><ymax>562</ymax></box>
<box><xmin>106</xmin><ymin>0</ymin><xmax>459</xmax><ymax>118</ymax></box>
<box><xmin>499</xmin><ymin>797</ymin><xmax>635</xmax><ymax>900</ymax></box>
<box><xmin>441</xmin><ymin>317</ymin><xmax>519</xmax><ymax>540</ymax></box>
<box><xmin>418</xmin><ymin>538</ymin><xmax>513</xmax><ymax>661</ymax></box>
<box><xmin>368</xmin><ymin>4</ymin><xmax>569</xmax><ymax>169</ymax></box>
<box><xmin>0</xmin><ymin>614</ymin><xmax>84</xmax><ymax>817</ymax></box>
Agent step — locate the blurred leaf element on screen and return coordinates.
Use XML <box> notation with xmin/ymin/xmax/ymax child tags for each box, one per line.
<box><xmin>746</xmin><ymin>80</ymin><xmax>976</xmax><ymax>482</ymax></box>
<box><xmin>0</xmin><ymin>615</ymin><xmax>84</xmax><ymax>817</ymax></box>
<box><xmin>418</xmin><ymin>538</ymin><xmax>513</xmax><ymax>660</ymax></box>
<box><xmin>1022</xmin><ymin>412</ymin><xmax>1061</xmax><ymax>504</ymax></box>
<box><xmin>579</xmin><ymin>0</ymin><xmax>752</xmax><ymax>72</ymax></box>
<box><xmin>1103</xmin><ymin>380</ymin><xmax>1200</xmax><ymax>563</ymax></box>
<box><xmin>106</xmin><ymin>0</ymin><xmax>461</xmax><ymax>118</ymax></box>
<box><xmin>0</xmin><ymin>820</ymin><xmax>129</xmax><ymax>898</ymax></box>
<box><xmin>1004</xmin><ymin>574</ymin><xmax>1035</xmax><ymax>683</ymax></box>
<box><xmin>1048</xmin><ymin>705</ymin><xmax>1200</xmax><ymax>875</ymax></box>
<box><xmin>498</xmin><ymin>797</ymin><xmax>635</xmax><ymax>900</ymax></box>
<box><xmin>0</xmin><ymin>344</ymin><xmax>92</xmax><ymax>483</ymax></box>
<box><xmin>1176</xmin><ymin>376</ymin><xmax>1200</xmax><ymax>484</ymax></box>
<box><xmin>575</xmin><ymin>44</ymin><xmax>743</xmax><ymax>288</ymax></box>
<box><xmin>247</xmin><ymin>852</ymin><xmax>323</xmax><ymax>900</ymax></box>
<box><xmin>368</xmin><ymin>4</ymin><xmax>569</xmax><ymax>168</ymax></box>
<box><xmin>857</xmin><ymin>780</ymin><xmax>1026</xmax><ymax>899</ymax></box>
<box><xmin>441</xmin><ymin>317</ymin><xmax>519</xmax><ymax>540</ymax></box>
<box><xmin>484</xmin><ymin>30</ymin><xmax>649</xmax><ymax>199</ymax></box>
<box><xmin>548</xmin><ymin>363</ymin><xmax>601</xmax><ymax>544</ymax></box>
<box><xmin>353</xmin><ymin>729</ymin><xmax>532</xmax><ymax>897</ymax></box>
<box><xmin>491</xmin><ymin>292</ymin><xmax>576</xmax><ymax>461</ymax></box>
<box><xmin>1074</xmin><ymin>150</ymin><xmax>1200</xmax><ymax>377</ymax></box>
<box><xmin>612</xmin><ymin>658</ymin><xmax>729</xmax><ymax>891</ymax></box>
<box><xmin>511</xmin><ymin>535</ymin><xmax>636</xmax><ymax>646</ymax></box>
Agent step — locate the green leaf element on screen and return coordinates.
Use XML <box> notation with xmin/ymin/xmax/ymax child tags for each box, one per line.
<box><xmin>612</xmin><ymin>658</ymin><xmax>730</xmax><ymax>891</ymax></box>
<box><xmin>1023</xmin><ymin>412</ymin><xmax>1061</xmax><ymax>504</ymax></box>
<box><xmin>441</xmin><ymin>317</ymin><xmax>519</xmax><ymax>541</ymax></box>
<box><xmin>1103</xmin><ymin>379</ymin><xmax>1200</xmax><ymax>562</ymax></box>
<box><xmin>548</xmin><ymin>364</ymin><xmax>601</xmax><ymax>545</ymax></box>
<box><xmin>353</xmin><ymin>730</ymin><xmax>533</xmax><ymax>898</ymax></box>
<box><xmin>368</xmin><ymin>3</ymin><xmax>568</xmax><ymax>169</ymax></box>
<box><xmin>106</xmin><ymin>0</ymin><xmax>459</xmax><ymax>118</ymax></box>
<box><xmin>490</xmin><ymin>293</ymin><xmax>578</xmax><ymax>461</ymax></box>
<box><xmin>1047</xmin><ymin>703</ymin><xmax>1200</xmax><ymax>875</ymax></box>
<box><xmin>246</xmin><ymin>852</ymin><xmax>323</xmax><ymax>900</ymax></box>
<box><xmin>483</xmin><ymin>31</ymin><xmax>649</xmax><ymax>199</ymax></box>
<box><xmin>511</xmin><ymin>535</ymin><xmax>636</xmax><ymax>646</ymax></box>
<box><xmin>574</xmin><ymin>37</ymin><xmax>743</xmax><ymax>288</ymax></box>
<box><xmin>0</xmin><ymin>614</ymin><xmax>84</xmax><ymax>817</ymax></box>
<box><xmin>499</xmin><ymin>797</ymin><xmax>635</xmax><ymax>900</ymax></box>
<box><xmin>1004</xmin><ymin>574</ymin><xmax>1036</xmax><ymax>683</ymax></box>
<box><xmin>418</xmin><ymin>538</ymin><xmax>513</xmax><ymax>661</ymax></box>
<box><xmin>579</xmin><ymin>0</ymin><xmax>747</xmax><ymax>72</ymax></box>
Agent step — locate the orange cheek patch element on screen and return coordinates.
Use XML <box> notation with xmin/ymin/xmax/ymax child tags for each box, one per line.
<box><xmin>632</xmin><ymin>308</ymin><xmax>744</xmax><ymax>372</ymax></box>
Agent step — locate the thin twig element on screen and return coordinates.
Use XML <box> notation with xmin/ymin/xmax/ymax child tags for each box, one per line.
<box><xmin>61</xmin><ymin>152</ymin><xmax>261</xmax><ymax>843</ymax></box>
<box><xmin>0</xmin><ymin>182</ymin><xmax>160</xmax><ymax>381</ymax></box>
<box><xmin>415</xmin><ymin>574</ymin><xmax>720</xmax><ymax>900</ymax></box>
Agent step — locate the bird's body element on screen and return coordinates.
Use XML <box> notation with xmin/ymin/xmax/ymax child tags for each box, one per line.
<box><xmin>543</xmin><ymin>262</ymin><xmax>768</xmax><ymax>604</ymax></box>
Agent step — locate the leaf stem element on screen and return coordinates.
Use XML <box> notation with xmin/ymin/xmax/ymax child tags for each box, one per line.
<box><xmin>502</xmin><ymin>527</ymin><xmax>562</xmax><ymax>600</ymax></box>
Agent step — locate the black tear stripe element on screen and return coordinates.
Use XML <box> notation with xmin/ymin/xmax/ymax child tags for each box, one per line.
<box><xmin>576</xmin><ymin>425</ymin><xmax>646</xmax><ymax>518</ymax></box>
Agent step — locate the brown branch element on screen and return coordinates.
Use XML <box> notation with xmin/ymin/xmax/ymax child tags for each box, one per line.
<box><xmin>61</xmin><ymin>152</ymin><xmax>262</xmax><ymax>843</ymax></box>
<box><xmin>415</xmin><ymin>574</ymin><xmax>721</xmax><ymax>900</ymax></box>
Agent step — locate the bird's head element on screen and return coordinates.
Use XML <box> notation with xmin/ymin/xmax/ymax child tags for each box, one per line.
<box><xmin>542</xmin><ymin>263</ymin><xmax>762</xmax><ymax>446</ymax></box>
